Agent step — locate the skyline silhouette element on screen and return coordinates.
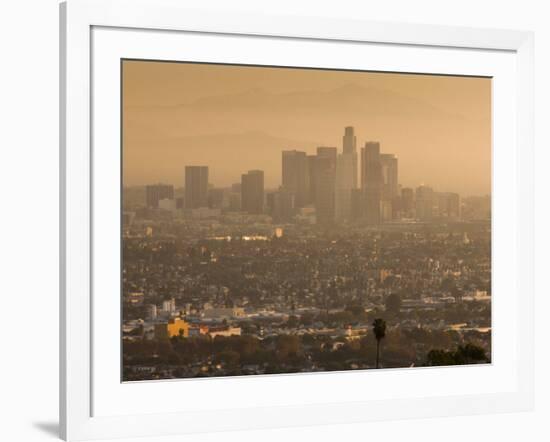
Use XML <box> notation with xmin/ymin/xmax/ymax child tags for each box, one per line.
<box><xmin>123</xmin><ymin>61</ymin><xmax>491</xmax><ymax>196</ymax></box>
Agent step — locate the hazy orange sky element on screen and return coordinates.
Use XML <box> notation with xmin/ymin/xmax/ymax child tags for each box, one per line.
<box><xmin>122</xmin><ymin>60</ymin><xmax>491</xmax><ymax>196</ymax></box>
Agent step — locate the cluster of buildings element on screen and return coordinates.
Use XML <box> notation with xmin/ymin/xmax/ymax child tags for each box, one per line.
<box><xmin>124</xmin><ymin>297</ymin><xmax>245</xmax><ymax>341</ymax></box>
<box><xmin>123</xmin><ymin>223</ymin><xmax>492</xmax><ymax>337</ymax></box>
<box><xmin>122</xmin><ymin>125</ymin><xmax>491</xmax><ymax>380</ymax></box>
<box><xmin>122</xmin><ymin>219</ymin><xmax>491</xmax><ymax>379</ymax></box>
<box><xmin>126</xmin><ymin>126</ymin><xmax>468</xmax><ymax>226</ymax></box>
<box><xmin>153</xmin><ymin>317</ymin><xmax>242</xmax><ymax>340</ymax></box>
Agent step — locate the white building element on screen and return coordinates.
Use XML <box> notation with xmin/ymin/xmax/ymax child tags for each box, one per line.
<box><xmin>207</xmin><ymin>326</ymin><xmax>242</xmax><ymax>338</ymax></box>
<box><xmin>162</xmin><ymin>298</ymin><xmax>176</xmax><ymax>314</ymax></box>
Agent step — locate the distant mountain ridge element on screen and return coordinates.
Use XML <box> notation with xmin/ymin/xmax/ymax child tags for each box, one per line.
<box><xmin>127</xmin><ymin>83</ymin><xmax>475</xmax><ymax>122</ymax></box>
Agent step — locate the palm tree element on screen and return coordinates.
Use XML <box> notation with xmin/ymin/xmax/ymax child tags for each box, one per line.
<box><xmin>372</xmin><ymin>318</ymin><xmax>387</xmax><ymax>369</ymax></box>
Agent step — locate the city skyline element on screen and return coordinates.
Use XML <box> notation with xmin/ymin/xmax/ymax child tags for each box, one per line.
<box><xmin>136</xmin><ymin>126</ymin><xmax>468</xmax><ymax>226</ymax></box>
<box><xmin>122</xmin><ymin>60</ymin><xmax>492</xmax><ymax>381</ymax></box>
<box><xmin>122</xmin><ymin>61</ymin><xmax>491</xmax><ymax>196</ymax></box>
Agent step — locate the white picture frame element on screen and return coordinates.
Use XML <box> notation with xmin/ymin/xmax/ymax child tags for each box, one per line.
<box><xmin>60</xmin><ymin>0</ymin><xmax>534</xmax><ymax>440</ymax></box>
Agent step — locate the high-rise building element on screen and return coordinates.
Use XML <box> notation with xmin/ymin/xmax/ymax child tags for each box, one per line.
<box><xmin>185</xmin><ymin>166</ymin><xmax>208</xmax><ymax>209</ymax></box>
<box><xmin>282</xmin><ymin>150</ymin><xmax>309</xmax><ymax>208</ymax></box>
<box><xmin>307</xmin><ymin>154</ymin><xmax>317</xmax><ymax>204</ymax></box>
<box><xmin>317</xmin><ymin>146</ymin><xmax>338</xmax><ymax>161</ymax></box>
<box><xmin>379</xmin><ymin>153</ymin><xmax>398</xmax><ymax>222</ymax></box>
<box><xmin>266</xmin><ymin>188</ymin><xmax>296</xmax><ymax>222</ymax></box>
<box><xmin>401</xmin><ymin>187</ymin><xmax>415</xmax><ymax>218</ymax></box>
<box><xmin>266</xmin><ymin>192</ymin><xmax>276</xmax><ymax>217</ymax></box>
<box><xmin>380</xmin><ymin>199</ymin><xmax>392</xmax><ymax>223</ymax></box>
<box><xmin>207</xmin><ymin>188</ymin><xmax>225</xmax><ymax>209</ymax></box>
<box><xmin>380</xmin><ymin>154</ymin><xmax>398</xmax><ymax>200</ymax></box>
<box><xmin>227</xmin><ymin>183</ymin><xmax>242</xmax><ymax>211</ymax></box>
<box><xmin>335</xmin><ymin>127</ymin><xmax>359</xmax><ymax>223</ymax></box>
<box><xmin>315</xmin><ymin>147</ymin><xmax>337</xmax><ymax>224</ymax></box>
<box><xmin>391</xmin><ymin>194</ymin><xmax>403</xmax><ymax>220</ymax></box>
<box><xmin>436</xmin><ymin>192</ymin><xmax>460</xmax><ymax>219</ymax></box>
<box><xmin>227</xmin><ymin>192</ymin><xmax>241</xmax><ymax>212</ymax></box>
<box><xmin>343</xmin><ymin>126</ymin><xmax>357</xmax><ymax>155</ymax></box>
<box><xmin>416</xmin><ymin>185</ymin><xmax>434</xmax><ymax>221</ymax></box>
<box><xmin>342</xmin><ymin>126</ymin><xmax>358</xmax><ymax>188</ymax></box>
<box><xmin>361</xmin><ymin>142</ymin><xmax>383</xmax><ymax>225</ymax></box>
<box><xmin>145</xmin><ymin>184</ymin><xmax>174</xmax><ymax>208</ymax></box>
<box><xmin>241</xmin><ymin>170</ymin><xmax>264</xmax><ymax>214</ymax></box>
<box><xmin>335</xmin><ymin>153</ymin><xmax>356</xmax><ymax>223</ymax></box>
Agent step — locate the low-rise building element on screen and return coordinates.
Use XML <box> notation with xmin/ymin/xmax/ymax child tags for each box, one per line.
<box><xmin>202</xmin><ymin>307</ymin><xmax>246</xmax><ymax>320</ymax></box>
<box><xmin>154</xmin><ymin>318</ymin><xmax>190</xmax><ymax>339</ymax></box>
<box><xmin>204</xmin><ymin>326</ymin><xmax>242</xmax><ymax>338</ymax></box>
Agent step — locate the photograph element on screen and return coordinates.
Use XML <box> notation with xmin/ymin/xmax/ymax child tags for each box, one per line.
<box><xmin>121</xmin><ymin>59</ymin><xmax>492</xmax><ymax>381</ymax></box>
<box><xmin>1</xmin><ymin>0</ymin><xmax>543</xmax><ymax>440</ymax></box>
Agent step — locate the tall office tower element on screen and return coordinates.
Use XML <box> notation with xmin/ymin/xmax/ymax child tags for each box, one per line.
<box><xmin>241</xmin><ymin>170</ymin><xmax>264</xmax><ymax>214</ymax></box>
<box><xmin>335</xmin><ymin>127</ymin><xmax>359</xmax><ymax>223</ymax></box>
<box><xmin>315</xmin><ymin>147</ymin><xmax>337</xmax><ymax>224</ymax></box>
<box><xmin>227</xmin><ymin>192</ymin><xmax>241</xmax><ymax>212</ymax></box>
<box><xmin>391</xmin><ymin>194</ymin><xmax>403</xmax><ymax>220</ymax></box>
<box><xmin>416</xmin><ymin>185</ymin><xmax>434</xmax><ymax>221</ymax></box>
<box><xmin>379</xmin><ymin>153</ymin><xmax>398</xmax><ymax>222</ymax></box>
<box><xmin>436</xmin><ymin>192</ymin><xmax>460</xmax><ymax>219</ymax></box>
<box><xmin>343</xmin><ymin>126</ymin><xmax>357</xmax><ymax>154</ymax></box>
<box><xmin>361</xmin><ymin>142</ymin><xmax>383</xmax><ymax>225</ymax></box>
<box><xmin>380</xmin><ymin>154</ymin><xmax>399</xmax><ymax>199</ymax></box>
<box><xmin>207</xmin><ymin>188</ymin><xmax>225</xmax><ymax>209</ymax></box>
<box><xmin>184</xmin><ymin>166</ymin><xmax>209</xmax><ymax>209</ymax></box>
<box><xmin>266</xmin><ymin>192</ymin><xmax>276</xmax><ymax>217</ymax></box>
<box><xmin>317</xmin><ymin>146</ymin><xmax>338</xmax><ymax>162</ymax></box>
<box><xmin>335</xmin><ymin>153</ymin><xmax>356</xmax><ymax>223</ymax></box>
<box><xmin>282</xmin><ymin>150</ymin><xmax>309</xmax><ymax>208</ymax></box>
<box><xmin>342</xmin><ymin>126</ymin><xmax>358</xmax><ymax>188</ymax></box>
<box><xmin>145</xmin><ymin>184</ymin><xmax>174</xmax><ymax>209</ymax></box>
<box><xmin>307</xmin><ymin>154</ymin><xmax>317</xmax><ymax>204</ymax></box>
<box><xmin>266</xmin><ymin>188</ymin><xmax>296</xmax><ymax>222</ymax></box>
<box><xmin>401</xmin><ymin>187</ymin><xmax>415</xmax><ymax>218</ymax></box>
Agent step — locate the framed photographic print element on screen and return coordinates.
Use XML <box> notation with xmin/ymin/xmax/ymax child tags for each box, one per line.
<box><xmin>60</xmin><ymin>0</ymin><xmax>534</xmax><ymax>440</ymax></box>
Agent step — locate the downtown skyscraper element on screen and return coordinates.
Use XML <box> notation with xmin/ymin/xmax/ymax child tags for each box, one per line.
<box><xmin>416</xmin><ymin>185</ymin><xmax>434</xmax><ymax>221</ymax></box>
<box><xmin>361</xmin><ymin>141</ymin><xmax>383</xmax><ymax>225</ymax></box>
<box><xmin>282</xmin><ymin>150</ymin><xmax>309</xmax><ymax>208</ymax></box>
<box><xmin>342</xmin><ymin>126</ymin><xmax>358</xmax><ymax>186</ymax></box>
<box><xmin>335</xmin><ymin>126</ymin><xmax>358</xmax><ymax>223</ymax></box>
<box><xmin>314</xmin><ymin>147</ymin><xmax>337</xmax><ymax>224</ymax></box>
<box><xmin>241</xmin><ymin>170</ymin><xmax>265</xmax><ymax>214</ymax></box>
<box><xmin>380</xmin><ymin>153</ymin><xmax>398</xmax><ymax>200</ymax></box>
<box><xmin>145</xmin><ymin>184</ymin><xmax>174</xmax><ymax>209</ymax></box>
<box><xmin>380</xmin><ymin>153</ymin><xmax>399</xmax><ymax>222</ymax></box>
<box><xmin>184</xmin><ymin>166</ymin><xmax>209</xmax><ymax>209</ymax></box>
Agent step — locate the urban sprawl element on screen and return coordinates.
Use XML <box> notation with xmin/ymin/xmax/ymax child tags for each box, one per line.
<box><xmin>122</xmin><ymin>126</ymin><xmax>491</xmax><ymax>381</ymax></box>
